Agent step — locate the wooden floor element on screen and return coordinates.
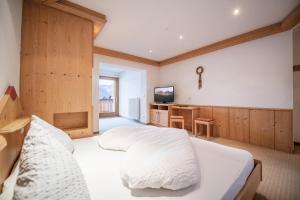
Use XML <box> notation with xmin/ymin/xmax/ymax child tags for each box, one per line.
<box><xmin>196</xmin><ymin>135</ymin><xmax>300</xmax><ymax>200</ymax></box>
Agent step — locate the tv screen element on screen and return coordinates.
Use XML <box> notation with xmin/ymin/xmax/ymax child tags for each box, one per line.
<box><xmin>154</xmin><ymin>86</ymin><xmax>174</xmax><ymax>103</ymax></box>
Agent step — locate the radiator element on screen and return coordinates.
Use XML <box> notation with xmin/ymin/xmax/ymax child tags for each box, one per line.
<box><xmin>129</xmin><ymin>98</ymin><xmax>140</xmax><ymax>120</ymax></box>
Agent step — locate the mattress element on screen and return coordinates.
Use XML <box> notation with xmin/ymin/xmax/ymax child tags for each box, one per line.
<box><xmin>73</xmin><ymin>136</ymin><xmax>253</xmax><ymax>200</ymax></box>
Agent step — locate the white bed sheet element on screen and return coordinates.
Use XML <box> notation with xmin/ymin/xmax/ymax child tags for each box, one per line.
<box><xmin>73</xmin><ymin>136</ymin><xmax>253</xmax><ymax>200</ymax></box>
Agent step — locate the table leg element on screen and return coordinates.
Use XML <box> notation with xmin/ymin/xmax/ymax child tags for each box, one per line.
<box><xmin>207</xmin><ymin>124</ymin><xmax>210</xmax><ymax>139</ymax></box>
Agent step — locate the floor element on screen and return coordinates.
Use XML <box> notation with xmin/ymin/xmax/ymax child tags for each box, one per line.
<box><xmin>209</xmin><ymin>137</ymin><xmax>300</xmax><ymax>200</ymax></box>
<box><xmin>99</xmin><ymin>117</ymin><xmax>300</xmax><ymax>200</ymax></box>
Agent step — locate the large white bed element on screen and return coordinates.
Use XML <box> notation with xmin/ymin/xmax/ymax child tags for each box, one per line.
<box><xmin>73</xmin><ymin>136</ymin><xmax>254</xmax><ymax>200</ymax></box>
<box><xmin>0</xmin><ymin>90</ymin><xmax>262</xmax><ymax>200</ymax></box>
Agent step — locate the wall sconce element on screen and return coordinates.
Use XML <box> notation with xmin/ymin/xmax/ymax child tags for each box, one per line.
<box><xmin>0</xmin><ymin>135</ymin><xmax>7</xmax><ymax>151</ymax></box>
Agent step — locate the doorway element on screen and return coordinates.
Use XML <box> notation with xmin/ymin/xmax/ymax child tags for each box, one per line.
<box><xmin>99</xmin><ymin>76</ymin><xmax>119</xmax><ymax>117</ymax></box>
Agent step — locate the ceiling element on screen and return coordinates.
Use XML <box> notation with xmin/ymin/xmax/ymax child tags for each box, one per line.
<box><xmin>100</xmin><ymin>62</ymin><xmax>144</xmax><ymax>77</ymax></box>
<box><xmin>70</xmin><ymin>0</ymin><xmax>300</xmax><ymax>60</ymax></box>
<box><xmin>100</xmin><ymin>63</ymin><xmax>125</xmax><ymax>77</ymax></box>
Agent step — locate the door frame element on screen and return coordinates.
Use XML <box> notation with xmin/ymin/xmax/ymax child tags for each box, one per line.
<box><xmin>99</xmin><ymin>76</ymin><xmax>119</xmax><ymax>117</ymax></box>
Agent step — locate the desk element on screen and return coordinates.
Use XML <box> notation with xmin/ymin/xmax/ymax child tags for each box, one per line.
<box><xmin>169</xmin><ymin>106</ymin><xmax>200</xmax><ymax>132</ymax></box>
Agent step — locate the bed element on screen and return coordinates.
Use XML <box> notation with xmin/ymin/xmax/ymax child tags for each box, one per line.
<box><xmin>0</xmin><ymin>92</ymin><xmax>262</xmax><ymax>200</ymax></box>
<box><xmin>73</xmin><ymin>136</ymin><xmax>256</xmax><ymax>200</ymax></box>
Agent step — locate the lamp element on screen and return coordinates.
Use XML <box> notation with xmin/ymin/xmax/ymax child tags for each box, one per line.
<box><xmin>0</xmin><ymin>135</ymin><xmax>7</xmax><ymax>151</ymax></box>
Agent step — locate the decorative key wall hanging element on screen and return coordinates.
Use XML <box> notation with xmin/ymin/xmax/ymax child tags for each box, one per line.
<box><xmin>196</xmin><ymin>66</ymin><xmax>204</xmax><ymax>89</ymax></box>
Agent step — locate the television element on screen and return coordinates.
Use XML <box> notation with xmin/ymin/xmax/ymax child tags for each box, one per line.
<box><xmin>154</xmin><ymin>86</ymin><xmax>174</xmax><ymax>103</ymax></box>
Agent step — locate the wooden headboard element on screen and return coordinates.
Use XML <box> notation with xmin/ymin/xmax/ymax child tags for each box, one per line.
<box><xmin>0</xmin><ymin>87</ymin><xmax>30</xmax><ymax>192</ymax></box>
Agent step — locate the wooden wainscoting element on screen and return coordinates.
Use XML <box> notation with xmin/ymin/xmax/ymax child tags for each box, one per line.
<box><xmin>20</xmin><ymin>0</ymin><xmax>94</xmax><ymax>138</ymax></box>
<box><xmin>250</xmin><ymin>110</ymin><xmax>275</xmax><ymax>149</ymax></box>
<box><xmin>274</xmin><ymin>111</ymin><xmax>293</xmax><ymax>152</ymax></box>
<box><xmin>154</xmin><ymin>103</ymin><xmax>293</xmax><ymax>153</ymax></box>
<box><xmin>212</xmin><ymin>107</ymin><xmax>229</xmax><ymax>138</ymax></box>
<box><xmin>229</xmin><ymin>108</ymin><xmax>250</xmax><ymax>143</ymax></box>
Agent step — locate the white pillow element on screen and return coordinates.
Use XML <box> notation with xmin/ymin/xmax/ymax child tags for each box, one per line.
<box><xmin>0</xmin><ymin>160</ymin><xmax>19</xmax><ymax>200</ymax></box>
<box><xmin>13</xmin><ymin>120</ymin><xmax>91</xmax><ymax>200</ymax></box>
<box><xmin>32</xmin><ymin>115</ymin><xmax>74</xmax><ymax>153</ymax></box>
<box><xmin>120</xmin><ymin>127</ymin><xmax>200</xmax><ymax>190</ymax></box>
<box><xmin>98</xmin><ymin>126</ymin><xmax>157</xmax><ymax>151</ymax></box>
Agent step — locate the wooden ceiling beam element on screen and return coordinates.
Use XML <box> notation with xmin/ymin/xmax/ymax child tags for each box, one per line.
<box><xmin>94</xmin><ymin>47</ymin><xmax>160</xmax><ymax>66</ymax></box>
<box><xmin>159</xmin><ymin>23</ymin><xmax>283</xmax><ymax>66</ymax></box>
<box><xmin>42</xmin><ymin>0</ymin><xmax>106</xmax><ymax>38</ymax></box>
<box><xmin>32</xmin><ymin>0</ymin><xmax>60</xmax><ymax>5</ymax></box>
<box><xmin>281</xmin><ymin>4</ymin><xmax>300</xmax><ymax>30</ymax></box>
<box><xmin>43</xmin><ymin>0</ymin><xmax>60</xmax><ymax>3</ymax></box>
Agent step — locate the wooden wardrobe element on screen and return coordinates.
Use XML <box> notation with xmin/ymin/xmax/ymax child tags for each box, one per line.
<box><xmin>20</xmin><ymin>0</ymin><xmax>104</xmax><ymax>138</ymax></box>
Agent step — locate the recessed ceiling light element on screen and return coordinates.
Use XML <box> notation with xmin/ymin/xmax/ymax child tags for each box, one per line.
<box><xmin>233</xmin><ymin>8</ymin><xmax>240</xmax><ymax>16</ymax></box>
<box><xmin>179</xmin><ymin>35</ymin><xmax>184</xmax><ymax>40</ymax></box>
<box><xmin>149</xmin><ymin>50</ymin><xmax>153</xmax><ymax>54</ymax></box>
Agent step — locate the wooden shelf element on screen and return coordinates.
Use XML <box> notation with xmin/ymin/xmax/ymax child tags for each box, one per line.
<box><xmin>0</xmin><ymin>117</ymin><xmax>31</xmax><ymax>134</ymax></box>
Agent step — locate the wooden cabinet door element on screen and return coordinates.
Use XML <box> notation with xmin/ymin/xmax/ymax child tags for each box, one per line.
<box><xmin>158</xmin><ymin>110</ymin><xmax>169</xmax><ymax>127</ymax></box>
<box><xmin>250</xmin><ymin>110</ymin><xmax>275</xmax><ymax>148</ymax></box>
<box><xmin>150</xmin><ymin>109</ymin><xmax>158</xmax><ymax>125</ymax></box>
<box><xmin>275</xmin><ymin>111</ymin><xmax>293</xmax><ymax>152</ymax></box>
<box><xmin>229</xmin><ymin>108</ymin><xmax>250</xmax><ymax>143</ymax></box>
<box><xmin>212</xmin><ymin>107</ymin><xmax>229</xmax><ymax>138</ymax></box>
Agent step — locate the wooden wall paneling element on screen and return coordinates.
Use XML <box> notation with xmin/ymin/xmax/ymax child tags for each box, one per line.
<box><xmin>21</xmin><ymin>0</ymin><xmax>93</xmax><ymax>138</ymax></box>
<box><xmin>42</xmin><ymin>0</ymin><xmax>106</xmax><ymax>38</ymax></box>
<box><xmin>250</xmin><ymin>109</ymin><xmax>275</xmax><ymax>149</ymax></box>
<box><xmin>229</xmin><ymin>108</ymin><xmax>250</xmax><ymax>143</ymax></box>
<box><xmin>275</xmin><ymin>111</ymin><xmax>293</xmax><ymax>153</ymax></box>
<box><xmin>212</xmin><ymin>107</ymin><xmax>229</xmax><ymax>138</ymax></box>
<box><xmin>21</xmin><ymin>1</ymin><xmax>44</xmax><ymax>117</ymax></box>
<box><xmin>199</xmin><ymin>106</ymin><xmax>213</xmax><ymax>118</ymax></box>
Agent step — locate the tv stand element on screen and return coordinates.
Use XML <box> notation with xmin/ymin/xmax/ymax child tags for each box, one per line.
<box><xmin>149</xmin><ymin>103</ymin><xmax>176</xmax><ymax>127</ymax></box>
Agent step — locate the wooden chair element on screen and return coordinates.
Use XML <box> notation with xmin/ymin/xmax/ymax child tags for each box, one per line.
<box><xmin>194</xmin><ymin>118</ymin><xmax>215</xmax><ymax>139</ymax></box>
<box><xmin>170</xmin><ymin>116</ymin><xmax>184</xmax><ymax>129</ymax></box>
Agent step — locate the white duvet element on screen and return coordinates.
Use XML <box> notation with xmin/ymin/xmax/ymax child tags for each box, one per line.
<box><xmin>99</xmin><ymin>126</ymin><xmax>199</xmax><ymax>190</ymax></box>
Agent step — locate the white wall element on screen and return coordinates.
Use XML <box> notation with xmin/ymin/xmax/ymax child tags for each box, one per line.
<box><xmin>93</xmin><ymin>55</ymin><xmax>160</xmax><ymax>131</ymax></box>
<box><xmin>159</xmin><ymin>31</ymin><xmax>293</xmax><ymax>109</ymax></box>
<box><xmin>0</xmin><ymin>0</ymin><xmax>22</xmax><ymax>95</ymax></box>
<box><xmin>119</xmin><ymin>70</ymin><xmax>146</xmax><ymax>121</ymax></box>
<box><xmin>293</xmin><ymin>25</ymin><xmax>300</xmax><ymax>142</ymax></box>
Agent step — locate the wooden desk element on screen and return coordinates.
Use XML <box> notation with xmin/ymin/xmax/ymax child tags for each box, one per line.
<box><xmin>169</xmin><ymin>106</ymin><xmax>200</xmax><ymax>132</ymax></box>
